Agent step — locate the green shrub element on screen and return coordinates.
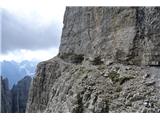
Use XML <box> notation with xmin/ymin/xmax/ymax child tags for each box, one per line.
<box><xmin>119</xmin><ymin>76</ymin><xmax>134</xmax><ymax>85</ymax></box>
<box><xmin>108</xmin><ymin>71</ymin><xmax>120</xmax><ymax>83</ymax></box>
<box><xmin>108</xmin><ymin>71</ymin><xmax>134</xmax><ymax>84</ymax></box>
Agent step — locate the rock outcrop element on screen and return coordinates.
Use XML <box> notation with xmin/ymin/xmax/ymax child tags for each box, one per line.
<box><xmin>1</xmin><ymin>77</ymin><xmax>12</xmax><ymax>113</ymax></box>
<box><xmin>11</xmin><ymin>76</ymin><xmax>32</xmax><ymax>113</ymax></box>
<box><xmin>1</xmin><ymin>76</ymin><xmax>31</xmax><ymax>113</ymax></box>
<box><xmin>26</xmin><ymin>7</ymin><xmax>160</xmax><ymax>113</ymax></box>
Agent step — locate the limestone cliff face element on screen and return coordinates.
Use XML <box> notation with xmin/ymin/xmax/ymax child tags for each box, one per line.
<box><xmin>60</xmin><ymin>7</ymin><xmax>160</xmax><ymax>65</ymax></box>
<box><xmin>26</xmin><ymin>7</ymin><xmax>160</xmax><ymax>113</ymax></box>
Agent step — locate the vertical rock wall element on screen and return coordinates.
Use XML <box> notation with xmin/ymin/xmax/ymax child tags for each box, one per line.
<box><xmin>59</xmin><ymin>7</ymin><xmax>160</xmax><ymax>65</ymax></box>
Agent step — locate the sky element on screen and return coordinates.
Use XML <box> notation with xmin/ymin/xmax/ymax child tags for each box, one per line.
<box><xmin>0</xmin><ymin>0</ymin><xmax>66</xmax><ymax>62</ymax></box>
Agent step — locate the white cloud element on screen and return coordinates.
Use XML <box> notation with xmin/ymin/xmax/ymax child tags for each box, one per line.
<box><xmin>0</xmin><ymin>0</ymin><xmax>65</xmax><ymax>59</ymax></box>
<box><xmin>1</xmin><ymin>0</ymin><xmax>66</xmax><ymax>26</ymax></box>
<box><xmin>0</xmin><ymin>48</ymin><xmax>59</xmax><ymax>62</ymax></box>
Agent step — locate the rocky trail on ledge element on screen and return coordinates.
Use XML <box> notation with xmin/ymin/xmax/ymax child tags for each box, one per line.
<box><xmin>26</xmin><ymin>7</ymin><xmax>160</xmax><ymax>113</ymax></box>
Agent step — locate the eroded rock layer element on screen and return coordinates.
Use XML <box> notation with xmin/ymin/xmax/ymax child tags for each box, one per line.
<box><xmin>26</xmin><ymin>7</ymin><xmax>160</xmax><ymax>113</ymax></box>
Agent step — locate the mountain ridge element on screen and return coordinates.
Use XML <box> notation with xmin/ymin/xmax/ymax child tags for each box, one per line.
<box><xmin>1</xmin><ymin>60</ymin><xmax>37</xmax><ymax>88</ymax></box>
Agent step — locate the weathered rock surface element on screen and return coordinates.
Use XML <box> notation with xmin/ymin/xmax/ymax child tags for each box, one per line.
<box><xmin>59</xmin><ymin>7</ymin><xmax>160</xmax><ymax>66</ymax></box>
<box><xmin>26</xmin><ymin>7</ymin><xmax>160</xmax><ymax>113</ymax></box>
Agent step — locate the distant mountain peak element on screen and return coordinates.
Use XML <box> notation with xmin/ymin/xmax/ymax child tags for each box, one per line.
<box><xmin>1</xmin><ymin>60</ymin><xmax>38</xmax><ymax>88</ymax></box>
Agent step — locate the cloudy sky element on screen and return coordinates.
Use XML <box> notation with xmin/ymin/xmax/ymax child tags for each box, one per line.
<box><xmin>0</xmin><ymin>0</ymin><xmax>154</xmax><ymax>62</ymax></box>
<box><xmin>0</xmin><ymin>0</ymin><xmax>66</xmax><ymax>62</ymax></box>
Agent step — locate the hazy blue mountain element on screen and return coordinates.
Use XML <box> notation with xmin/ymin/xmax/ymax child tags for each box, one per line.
<box><xmin>1</xmin><ymin>60</ymin><xmax>38</xmax><ymax>88</ymax></box>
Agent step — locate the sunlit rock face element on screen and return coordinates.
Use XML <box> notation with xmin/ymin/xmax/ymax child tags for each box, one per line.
<box><xmin>27</xmin><ymin>7</ymin><xmax>160</xmax><ymax>113</ymax></box>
